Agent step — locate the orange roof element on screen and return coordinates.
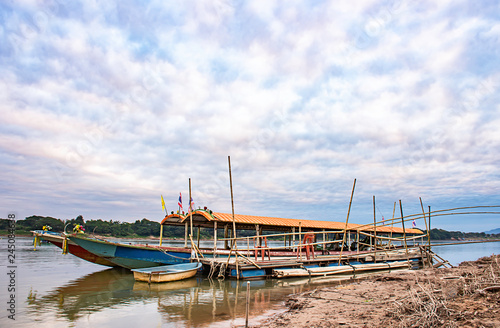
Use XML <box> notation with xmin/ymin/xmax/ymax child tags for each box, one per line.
<box><xmin>161</xmin><ymin>210</ymin><xmax>423</xmax><ymax>234</ymax></box>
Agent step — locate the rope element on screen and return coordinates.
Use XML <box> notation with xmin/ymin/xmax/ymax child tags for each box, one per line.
<box><xmin>157</xmin><ymin>248</ymin><xmax>191</xmax><ymax>261</ymax></box>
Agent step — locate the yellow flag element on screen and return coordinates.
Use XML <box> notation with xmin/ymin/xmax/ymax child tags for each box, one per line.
<box><xmin>161</xmin><ymin>195</ymin><xmax>166</xmax><ymax>211</ymax></box>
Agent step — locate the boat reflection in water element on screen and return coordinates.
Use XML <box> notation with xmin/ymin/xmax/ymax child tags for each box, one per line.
<box><xmin>25</xmin><ymin>266</ymin><xmax>410</xmax><ymax>327</ymax></box>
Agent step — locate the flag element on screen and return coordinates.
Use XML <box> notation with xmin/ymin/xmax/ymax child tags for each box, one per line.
<box><xmin>178</xmin><ymin>192</ymin><xmax>183</xmax><ymax>210</ymax></box>
<box><xmin>161</xmin><ymin>195</ymin><xmax>166</xmax><ymax>212</ymax></box>
<box><xmin>189</xmin><ymin>197</ymin><xmax>194</xmax><ymax>212</ymax></box>
<box><xmin>382</xmin><ymin>216</ymin><xmax>385</xmax><ymax>221</ymax></box>
<box><xmin>412</xmin><ymin>220</ymin><xmax>416</xmax><ymax>228</ymax></box>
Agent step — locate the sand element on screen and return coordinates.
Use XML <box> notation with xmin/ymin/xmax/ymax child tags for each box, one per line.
<box><xmin>257</xmin><ymin>255</ymin><xmax>500</xmax><ymax>328</ymax></box>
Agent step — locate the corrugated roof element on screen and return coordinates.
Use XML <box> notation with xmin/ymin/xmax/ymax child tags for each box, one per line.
<box><xmin>161</xmin><ymin>210</ymin><xmax>423</xmax><ymax>234</ymax></box>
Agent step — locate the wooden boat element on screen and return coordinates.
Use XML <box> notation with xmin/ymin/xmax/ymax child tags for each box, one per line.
<box><xmin>31</xmin><ymin>230</ymin><xmax>117</xmax><ymax>267</ymax></box>
<box><xmin>131</xmin><ymin>262</ymin><xmax>202</xmax><ymax>283</ymax></box>
<box><xmin>272</xmin><ymin>261</ymin><xmax>410</xmax><ymax>278</ymax></box>
<box><xmin>68</xmin><ymin>234</ymin><xmax>192</xmax><ymax>269</ymax></box>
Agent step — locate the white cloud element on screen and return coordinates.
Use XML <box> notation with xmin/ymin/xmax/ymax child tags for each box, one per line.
<box><xmin>0</xmin><ymin>1</ymin><xmax>499</xmax><ymax>230</ymax></box>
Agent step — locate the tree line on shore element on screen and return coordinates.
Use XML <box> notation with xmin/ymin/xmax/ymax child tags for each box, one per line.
<box><xmin>1</xmin><ymin>215</ymin><xmax>499</xmax><ymax>240</ymax></box>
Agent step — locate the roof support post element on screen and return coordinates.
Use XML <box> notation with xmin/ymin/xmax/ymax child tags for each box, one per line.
<box><xmin>197</xmin><ymin>226</ymin><xmax>201</xmax><ymax>249</ymax></box>
<box><xmin>255</xmin><ymin>224</ymin><xmax>260</xmax><ymax>247</ymax></box>
<box><xmin>298</xmin><ymin>221</ymin><xmax>302</xmax><ymax>261</ymax></box>
<box><xmin>322</xmin><ymin>229</ymin><xmax>326</xmax><ymax>252</ymax></box>
<box><xmin>213</xmin><ymin>221</ymin><xmax>218</xmax><ymax>257</ymax></box>
<box><xmin>224</xmin><ymin>224</ymin><xmax>229</xmax><ymax>250</ymax></box>
<box><xmin>184</xmin><ymin>221</ymin><xmax>188</xmax><ymax>248</ymax></box>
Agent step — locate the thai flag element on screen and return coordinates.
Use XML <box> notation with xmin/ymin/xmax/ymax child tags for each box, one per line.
<box><xmin>412</xmin><ymin>220</ymin><xmax>416</xmax><ymax>228</ymax></box>
<box><xmin>178</xmin><ymin>193</ymin><xmax>183</xmax><ymax>210</ymax></box>
<box><xmin>190</xmin><ymin>197</ymin><xmax>194</xmax><ymax>211</ymax></box>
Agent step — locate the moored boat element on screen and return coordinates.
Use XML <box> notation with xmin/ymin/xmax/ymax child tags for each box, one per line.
<box><xmin>68</xmin><ymin>234</ymin><xmax>192</xmax><ymax>269</ymax></box>
<box><xmin>131</xmin><ymin>262</ymin><xmax>202</xmax><ymax>283</ymax></box>
<box><xmin>272</xmin><ymin>260</ymin><xmax>410</xmax><ymax>278</ymax></box>
<box><xmin>31</xmin><ymin>230</ymin><xmax>117</xmax><ymax>267</ymax></box>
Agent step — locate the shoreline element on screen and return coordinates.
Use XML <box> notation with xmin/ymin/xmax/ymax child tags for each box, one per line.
<box><xmin>256</xmin><ymin>255</ymin><xmax>500</xmax><ymax>327</ymax></box>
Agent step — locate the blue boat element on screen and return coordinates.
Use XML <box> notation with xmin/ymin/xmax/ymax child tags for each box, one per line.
<box><xmin>68</xmin><ymin>234</ymin><xmax>191</xmax><ymax>269</ymax></box>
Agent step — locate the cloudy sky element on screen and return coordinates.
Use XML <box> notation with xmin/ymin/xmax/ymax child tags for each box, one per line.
<box><xmin>1</xmin><ymin>0</ymin><xmax>499</xmax><ymax>231</ymax></box>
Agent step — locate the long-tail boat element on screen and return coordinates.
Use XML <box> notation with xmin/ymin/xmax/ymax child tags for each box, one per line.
<box><xmin>68</xmin><ymin>234</ymin><xmax>192</xmax><ymax>269</ymax></box>
<box><xmin>65</xmin><ymin>209</ymin><xmax>424</xmax><ymax>272</ymax></box>
<box><xmin>31</xmin><ymin>230</ymin><xmax>118</xmax><ymax>267</ymax></box>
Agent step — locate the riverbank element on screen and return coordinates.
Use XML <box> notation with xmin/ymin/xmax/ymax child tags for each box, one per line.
<box><xmin>258</xmin><ymin>255</ymin><xmax>500</xmax><ymax>328</ymax></box>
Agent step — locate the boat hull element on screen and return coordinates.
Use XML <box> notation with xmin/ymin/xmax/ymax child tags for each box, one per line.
<box><xmin>69</xmin><ymin>235</ymin><xmax>192</xmax><ymax>269</ymax></box>
<box><xmin>132</xmin><ymin>262</ymin><xmax>202</xmax><ymax>283</ymax></box>
<box><xmin>32</xmin><ymin>231</ymin><xmax>117</xmax><ymax>267</ymax></box>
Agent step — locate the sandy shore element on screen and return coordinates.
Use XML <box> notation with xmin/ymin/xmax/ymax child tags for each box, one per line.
<box><xmin>257</xmin><ymin>255</ymin><xmax>500</xmax><ymax>328</ymax></box>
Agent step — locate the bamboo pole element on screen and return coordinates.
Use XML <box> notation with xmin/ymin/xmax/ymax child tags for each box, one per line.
<box><xmin>390</xmin><ymin>201</ymin><xmax>396</xmax><ymax>246</ymax></box>
<box><xmin>339</xmin><ymin>179</ymin><xmax>356</xmax><ymax>264</ymax></box>
<box><xmin>298</xmin><ymin>221</ymin><xmax>302</xmax><ymax>261</ymax></box>
<box><xmin>159</xmin><ymin>224</ymin><xmax>164</xmax><ymax>246</ymax></box>
<box><xmin>189</xmin><ymin>178</ymin><xmax>193</xmax><ymax>238</ymax></box>
<box><xmin>373</xmin><ymin>195</ymin><xmax>377</xmax><ymax>263</ymax></box>
<box><xmin>197</xmin><ymin>226</ymin><xmax>201</xmax><ymax>249</ymax></box>
<box><xmin>429</xmin><ymin>205</ymin><xmax>432</xmax><ymax>256</ymax></box>
<box><xmin>213</xmin><ymin>221</ymin><xmax>218</xmax><ymax>257</ymax></box>
<box><xmin>228</xmin><ymin>156</ymin><xmax>239</xmax><ymax>278</ymax></box>
<box><xmin>236</xmin><ymin>251</ymin><xmax>262</xmax><ymax>269</ymax></box>
<box><xmin>245</xmin><ymin>281</ymin><xmax>251</xmax><ymax>328</ymax></box>
<box><xmin>419</xmin><ymin>197</ymin><xmax>430</xmax><ymax>249</ymax></box>
<box><xmin>399</xmin><ymin>200</ymin><xmax>410</xmax><ymax>267</ymax></box>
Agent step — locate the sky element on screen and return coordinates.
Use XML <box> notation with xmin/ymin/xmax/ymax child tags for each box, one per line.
<box><xmin>1</xmin><ymin>0</ymin><xmax>499</xmax><ymax>232</ymax></box>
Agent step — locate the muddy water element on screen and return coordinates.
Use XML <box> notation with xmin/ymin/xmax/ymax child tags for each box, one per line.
<box><xmin>0</xmin><ymin>237</ymin><xmax>498</xmax><ymax>327</ymax></box>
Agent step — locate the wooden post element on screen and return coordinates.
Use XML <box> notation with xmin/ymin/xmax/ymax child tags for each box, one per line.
<box><xmin>356</xmin><ymin>230</ymin><xmax>359</xmax><ymax>253</ymax></box>
<box><xmin>189</xmin><ymin>178</ymin><xmax>193</xmax><ymax>238</ymax></box>
<box><xmin>390</xmin><ymin>202</ymin><xmax>396</xmax><ymax>247</ymax></box>
<box><xmin>373</xmin><ymin>195</ymin><xmax>377</xmax><ymax>263</ymax></box>
<box><xmin>298</xmin><ymin>221</ymin><xmax>302</xmax><ymax>261</ymax></box>
<box><xmin>184</xmin><ymin>221</ymin><xmax>188</xmax><ymax>248</ymax></box>
<box><xmin>245</xmin><ymin>281</ymin><xmax>251</xmax><ymax>327</ymax></box>
<box><xmin>399</xmin><ymin>200</ymin><xmax>410</xmax><ymax>267</ymax></box>
<box><xmin>339</xmin><ymin>179</ymin><xmax>356</xmax><ymax>264</ymax></box>
<box><xmin>348</xmin><ymin>231</ymin><xmax>351</xmax><ymax>252</ymax></box>
<box><xmin>159</xmin><ymin>224</ymin><xmax>164</xmax><ymax>246</ymax></box>
<box><xmin>292</xmin><ymin>227</ymin><xmax>296</xmax><ymax>250</ymax></box>
<box><xmin>197</xmin><ymin>226</ymin><xmax>201</xmax><ymax>249</ymax></box>
<box><xmin>224</xmin><ymin>224</ymin><xmax>229</xmax><ymax>249</ymax></box>
<box><xmin>213</xmin><ymin>221</ymin><xmax>217</xmax><ymax>256</ymax></box>
<box><xmin>428</xmin><ymin>205</ymin><xmax>431</xmax><ymax>250</ymax></box>
<box><xmin>322</xmin><ymin>229</ymin><xmax>326</xmax><ymax>252</ymax></box>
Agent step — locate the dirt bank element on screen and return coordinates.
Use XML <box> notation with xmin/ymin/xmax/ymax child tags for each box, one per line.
<box><xmin>259</xmin><ymin>255</ymin><xmax>500</xmax><ymax>328</ymax></box>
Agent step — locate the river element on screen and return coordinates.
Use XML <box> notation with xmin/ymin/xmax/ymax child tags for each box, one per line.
<box><xmin>1</xmin><ymin>236</ymin><xmax>499</xmax><ymax>327</ymax></box>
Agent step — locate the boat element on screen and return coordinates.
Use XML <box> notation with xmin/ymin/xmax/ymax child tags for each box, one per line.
<box><xmin>60</xmin><ymin>209</ymin><xmax>424</xmax><ymax>276</ymax></box>
<box><xmin>68</xmin><ymin>234</ymin><xmax>192</xmax><ymax>269</ymax></box>
<box><xmin>31</xmin><ymin>230</ymin><xmax>118</xmax><ymax>267</ymax></box>
<box><xmin>131</xmin><ymin>262</ymin><xmax>202</xmax><ymax>283</ymax></box>
<box><xmin>272</xmin><ymin>261</ymin><xmax>410</xmax><ymax>278</ymax></box>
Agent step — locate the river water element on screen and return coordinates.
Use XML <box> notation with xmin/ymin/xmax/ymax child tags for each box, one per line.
<box><xmin>1</xmin><ymin>236</ymin><xmax>499</xmax><ymax>327</ymax></box>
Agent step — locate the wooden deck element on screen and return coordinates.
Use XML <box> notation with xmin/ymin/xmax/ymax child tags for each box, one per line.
<box><xmin>198</xmin><ymin>248</ymin><xmax>423</xmax><ymax>279</ymax></box>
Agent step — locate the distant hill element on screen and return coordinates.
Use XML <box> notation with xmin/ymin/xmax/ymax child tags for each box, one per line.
<box><xmin>485</xmin><ymin>228</ymin><xmax>500</xmax><ymax>234</ymax></box>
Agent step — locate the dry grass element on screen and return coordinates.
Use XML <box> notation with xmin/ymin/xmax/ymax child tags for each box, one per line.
<box><xmin>386</xmin><ymin>255</ymin><xmax>500</xmax><ymax>328</ymax></box>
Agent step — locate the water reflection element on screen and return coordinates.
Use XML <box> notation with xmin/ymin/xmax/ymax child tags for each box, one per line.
<box><xmin>24</xmin><ymin>263</ymin><xmax>409</xmax><ymax>327</ymax></box>
<box><xmin>25</xmin><ymin>267</ymin><xmax>135</xmax><ymax>322</ymax></box>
